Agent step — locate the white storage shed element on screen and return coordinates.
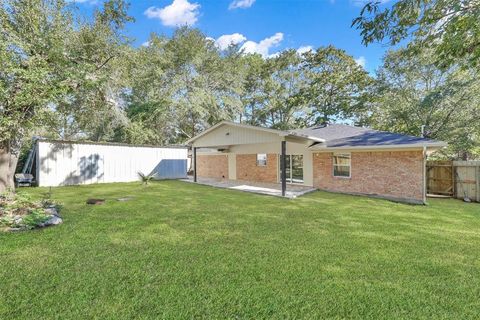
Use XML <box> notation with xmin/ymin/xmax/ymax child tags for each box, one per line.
<box><xmin>35</xmin><ymin>140</ymin><xmax>188</xmax><ymax>187</ymax></box>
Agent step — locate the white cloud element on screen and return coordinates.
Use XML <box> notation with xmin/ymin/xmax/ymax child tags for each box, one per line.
<box><xmin>355</xmin><ymin>56</ymin><xmax>366</xmax><ymax>67</ymax></box>
<box><xmin>211</xmin><ymin>32</ymin><xmax>287</xmax><ymax>58</ymax></box>
<box><xmin>144</xmin><ymin>0</ymin><xmax>200</xmax><ymax>27</ymax></box>
<box><xmin>229</xmin><ymin>0</ymin><xmax>256</xmax><ymax>10</ymax></box>
<box><xmin>297</xmin><ymin>45</ymin><xmax>314</xmax><ymax>55</ymax></box>
<box><xmin>268</xmin><ymin>52</ymin><xmax>281</xmax><ymax>59</ymax></box>
<box><xmin>214</xmin><ymin>33</ymin><xmax>247</xmax><ymax>50</ymax></box>
<box><xmin>240</xmin><ymin>32</ymin><xmax>284</xmax><ymax>58</ymax></box>
<box><xmin>142</xmin><ymin>41</ymin><xmax>151</xmax><ymax>47</ymax></box>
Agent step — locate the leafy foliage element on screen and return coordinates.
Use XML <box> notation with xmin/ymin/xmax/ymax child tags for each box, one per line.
<box><xmin>0</xmin><ymin>192</ymin><xmax>53</xmax><ymax>230</ymax></box>
<box><xmin>352</xmin><ymin>0</ymin><xmax>480</xmax><ymax>158</ymax></box>
<box><xmin>0</xmin><ymin>0</ymin><xmax>131</xmax><ymax>143</ymax></box>
<box><xmin>120</xmin><ymin>33</ymin><xmax>374</xmax><ymax>144</ymax></box>
<box><xmin>361</xmin><ymin>48</ymin><xmax>480</xmax><ymax>159</ymax></box>
<box><xmin>241</xmin><ymin>50</ymin><xmax>305</xmax><ymax>129</ymax></box>
<box><xmin>301</xmin><ymin>46</ymin><xmax>373</xmax><ymax>126</ymax></box>
<box><xmin>352</xmin><ymin>0</ymin><xmax>480</xmax><ymax>68</ymax></box>
<box><xmin>124</xmin><ymin>28</ymin><xmax>245</xmax><ymax>144</ymax></box>
<box><xmin>138</xmin><ymin>172</ymin><xmax>157</xmax><ymax>185</ymax></box>
<box><xmin>0</xmin><ymin>0</ymin><xmax>132</xmax><ymax>191</ymax></box>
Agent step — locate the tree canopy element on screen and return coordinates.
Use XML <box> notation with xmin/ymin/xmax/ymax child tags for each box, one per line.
<box><xmin>352</xmin><ymin>0</ymin><xmax>480</xmax><ymax>68</ymax></box>
<box><xmin>362</xmin><ymin>48</ymin><xmax>480</xmax><ymax>159</ymax></box>
<box><xmin>0</xmin><ymin>0</ymin><xmax>132</xmax><ymax>192</ymax></box>
<box><xmin>117</xmin><ymin>31</ymin><xmax>372</xmax><ymax>145</ymax></box>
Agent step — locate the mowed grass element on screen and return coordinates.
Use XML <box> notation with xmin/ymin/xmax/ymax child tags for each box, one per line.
<box><xmin>1</xmin><ymin>181</ymin><xmax>480</xmax><ymax>319</ymax></box>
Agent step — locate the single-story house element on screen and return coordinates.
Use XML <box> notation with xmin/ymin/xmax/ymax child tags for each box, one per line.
<box><xmin>186</xmin><ymin>121</ymin><xmax>447</xmax><ymax>204</ymax></box>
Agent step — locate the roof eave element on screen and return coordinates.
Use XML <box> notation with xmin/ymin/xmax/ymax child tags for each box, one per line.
<box><xmin>309</xmin><ymin>142</ymin><xmax>448</xmax><ymax>151</ymax></box>
<box><xmin>284</xmin><ymin>132</ymin><xmax>325</xmax><ymax>143</ymax></box>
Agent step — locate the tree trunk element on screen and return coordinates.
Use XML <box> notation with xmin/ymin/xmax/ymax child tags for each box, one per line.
<box><xmin>0</xmin><ymin>142</ymin><xmax>19</xmax><ymax>193</ymax></box>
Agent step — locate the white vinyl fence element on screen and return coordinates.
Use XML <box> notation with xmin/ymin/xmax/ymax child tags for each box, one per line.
<box><xmin>36</xmin><ymin>140</ymin><xmax>188</xmax><ymax>187</ymax></box>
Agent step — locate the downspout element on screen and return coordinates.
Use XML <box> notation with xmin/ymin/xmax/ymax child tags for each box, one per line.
<box><xmin>421</xmin><ymin>126</ymin><xmax>428</xmax><ymax>204</ymax></box>
<box><xmin>193</xmin><ymin>146</ymin><xmax>197</xmax><ymax>183</ymax></box>
<box><xmin>423</xmin><ymin>145</ymin><xmax>427</xmax><ymax>205</ymax></box>
<box><xmin>281</xmin><ymin>140</ymin><xmax>287</xmax><ymax>197</ymax></box>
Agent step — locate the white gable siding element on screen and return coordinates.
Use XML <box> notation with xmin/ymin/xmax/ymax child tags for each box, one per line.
<box><xmin>192</xmin><ymin>124</ymin><xmax>283</xmax><ymax>148</ymax></box>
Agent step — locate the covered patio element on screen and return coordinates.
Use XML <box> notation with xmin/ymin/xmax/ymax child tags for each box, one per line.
<box><xmin>183</xmin><ymin>176</ymin><xmax>317</xmax><ymax>199</ymax></box>
<box><xmin>186</xmin><ymin>121</ymin><xmax>323</xmax><ymax>197</ymax></box>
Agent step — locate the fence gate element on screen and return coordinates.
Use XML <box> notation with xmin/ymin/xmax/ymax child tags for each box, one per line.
<box><xmin>426</xmin><ymin>161</ymin><xmax>454</xmax><ymax>196</ymax></box>
<box><xmin>427</xmin><ymin>160</ymin><xmax>480</xmax><ymax>202</ymax></box>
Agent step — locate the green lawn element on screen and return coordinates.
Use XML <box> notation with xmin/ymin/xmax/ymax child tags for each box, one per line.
<box><xmin>1</xmin><ymin>181</ymin><xmax>479</xmax><ymax>319</ymax></box>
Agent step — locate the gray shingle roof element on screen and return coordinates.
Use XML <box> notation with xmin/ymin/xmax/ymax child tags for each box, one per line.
<box><xmin>291</xmin><ymin>124</ymin><xmax>445</xmax><ymax>148</ymax></box>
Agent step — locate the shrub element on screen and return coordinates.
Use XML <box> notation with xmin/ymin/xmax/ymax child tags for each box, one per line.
<box><xmin>138</xmin><ymin>172</ymin><xmax>157</xmax><ymax>185</ymax></box>
<box><xmin>0</xmin><ymin>192</ymin><xmax>56</xmax><ymax>230</ymax></box>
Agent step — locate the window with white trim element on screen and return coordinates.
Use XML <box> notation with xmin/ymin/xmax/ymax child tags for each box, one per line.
<box><xmin>333</xmin><ymin>153</ymin><xmax>351</xmax><ymax>177</ymax></box>
<box><xmin>256</xmin><ymin>153</ymin><xmax>267</xmax><ymax>166</ymax></box>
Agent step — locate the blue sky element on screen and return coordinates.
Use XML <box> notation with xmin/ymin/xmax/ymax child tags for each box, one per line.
<box><xmin>73</xmin><ymin>0</ymin><xmax>393</xmax><ymax>73</ymax></box>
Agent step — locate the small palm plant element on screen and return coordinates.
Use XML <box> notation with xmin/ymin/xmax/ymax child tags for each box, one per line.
<box><xmin>138</xmin><ymin>172</ymin><xmax>157</xmax><ymax>186</ymax></box>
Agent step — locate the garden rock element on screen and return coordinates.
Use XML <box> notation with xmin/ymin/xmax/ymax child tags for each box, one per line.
<box><xmin>1</xmin><ymin>193</ymin><xmax>62</xmax><ymax>232</ymax></box>
<box><xmin>45</xmin><ymin>206</ymin><xmax>59</xmax><ymax>216</ymax></box>
<box><xmin>38</xmin><ymin>207</ymin><xmax>63</xmax><ymax>227</ymax></box>
<box><xmin>42</xmin><ymin>215</ymin><xmax>63</xmax><ymax>226</ymax></box>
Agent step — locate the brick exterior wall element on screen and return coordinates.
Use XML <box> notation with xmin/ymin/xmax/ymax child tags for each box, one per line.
<box><xmin>197</xmin><ymin>154</ymin><xmax>229</xmax><ymax>179</ymax></box>
<box><xmin>313</xmin><ymin>151</ymin><xmax>424</xmax><ymax>202</ymax></box>
<box><xmin>236</xmin><ymin>154</ymin><xmax>278</xmax><ymax>183</ymax></box>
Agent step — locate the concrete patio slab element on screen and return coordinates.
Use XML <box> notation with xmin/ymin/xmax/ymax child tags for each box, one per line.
<box><xmin>182</xmin><ymin>177</ymin><xmax>317</xmax><ymax>199</ymax></box>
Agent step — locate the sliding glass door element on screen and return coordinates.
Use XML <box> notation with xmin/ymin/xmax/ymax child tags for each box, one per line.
<box><xmin>279</xmin><ymin>155</ymin><xmax>304</xmax><ymax>184</ymax></box>
<box><xmin>291</xmin><ymin>155</ymin><xmax>304</xmax><ymax>183</ymax></box>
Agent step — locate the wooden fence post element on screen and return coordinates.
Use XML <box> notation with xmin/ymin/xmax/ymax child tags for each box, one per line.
<box><xmin>452</xmin><ymin>163</ymin><xmax>456</xmax><ymax>199</ymax></box>
<box><xmin>476</xmin><ymin>165</ymin><xmax>479</xmax><ymax>202</ymax></box>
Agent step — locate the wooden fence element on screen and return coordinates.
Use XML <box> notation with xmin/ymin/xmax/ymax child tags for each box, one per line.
<box><xmin>427</xmin><ymin>160</ymin><xmax>480</xmax><ymax>202</ymax></box>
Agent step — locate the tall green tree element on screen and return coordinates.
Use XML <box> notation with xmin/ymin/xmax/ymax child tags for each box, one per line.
<box><xmin>261</xmin><ymin>50</ymin><xmax>307</xmax><ymax>130</ymax></box>
<box><xmin>300</xmin><ymin>46</ymin><xmax>373</xmax><ymax>126</ymax></box>
<box><xmin>238</xmin><ymin>54</ymin><xmax>269</xmax><ymax>126</ymax></box>
<box><xmin>352</xmin><ymin>0</ymin><xmax>480</xmax><ymax>68</ymax></box>
<box><xmin>165</xmin><ymin>28</ymin><xmax>243</xmax><ymax>140</ymax></box>
<box><xmin>0</xmin><ymin>0</ymin><xmax>131</xmax><ymax>192</ymax></box>
<box><xmin>237</xmin><ymin>51</ymin><xmax>305</xmax><ymax>129</ymax></box>
<box><xmin>238</xmin><ymin>48</ymin><xmax>373</xmax><ymax>129</ymax></box>
<box><xmin>364</xmin><ymin>48</ymin><xmax>480</xmax><ymax>159</ymax></box>
<box><xmin>125</xmin><ymin>28</ymin><xmax>244</xmax><ymax>144</ymax></box>
<box><xmin>120</xmin><ymin>34</ymin><xmax>173</xmax><ymax>144</ymax></box>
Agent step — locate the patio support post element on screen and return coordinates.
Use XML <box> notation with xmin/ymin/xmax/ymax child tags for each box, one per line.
<box><xmin>193</xmin><ymin>147</ymin><xmax>197</xmax><ymax>183</ymax></box>
<box><xmin>281</xmin><ymin>140</ymin><xmax>286</xmax><ymax>197</ymax></box>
